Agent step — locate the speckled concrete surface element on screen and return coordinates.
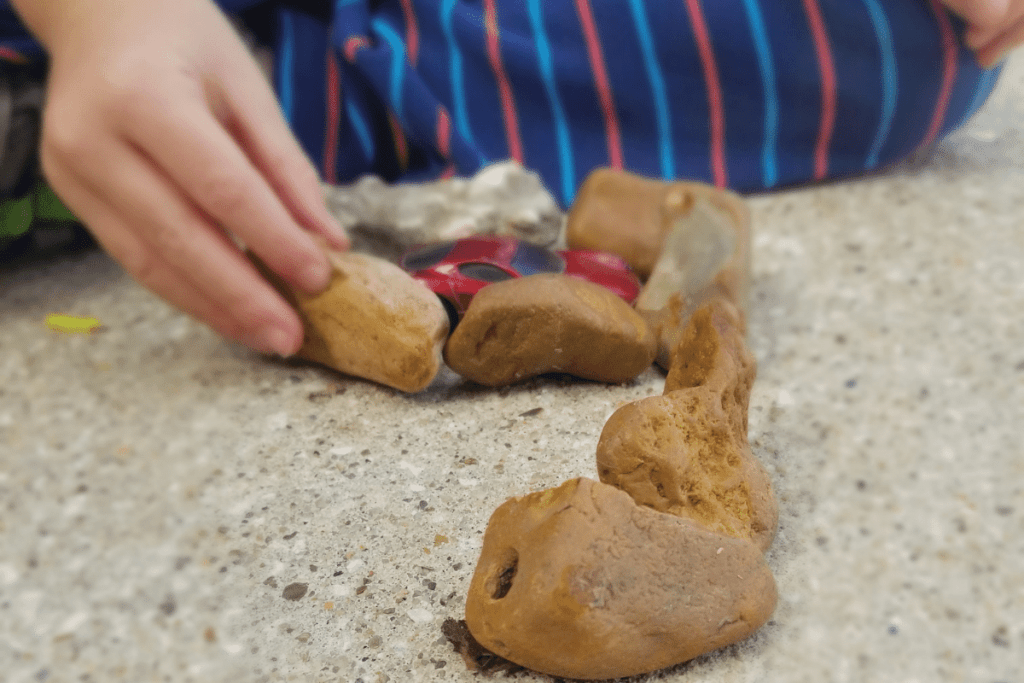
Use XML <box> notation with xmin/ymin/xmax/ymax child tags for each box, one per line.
<box><xmin>3</xmin><ymin>55</ymin><xmax>1024</xmax><ymax>683</ymax></box>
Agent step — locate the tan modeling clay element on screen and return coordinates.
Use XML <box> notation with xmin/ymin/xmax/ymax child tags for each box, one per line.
<box><xmin>443</xmin><ymin>273</ymin><xmax>656</xmax><ymax>386</ymax></box>
<box><xmin>566</xmin><ymin>168</ymin><xmax>749</xmax><ymax>280</ymax></box>
<box><xmin>597</xmin><ymin>303</ymin><xmax>778</xmax><ymax>552</ymax></box>
<box><xmin>465</xmin><ymin>477</ymin><xmax>776</xmax><ymax>680</ymax></box>
<box><xmin>254</xmin><ymin>250</ymin><xmax>449</xmax><ymax>393</ymax></box>
<box><xmin>259</xmin><ymin>164</ymin><xmax>776</xmax><ymax>679</ymax></box>
<box><xmin>461</xmin><ymin>168</ymin><xmax>777</xmax><ymax>679</ymax></box>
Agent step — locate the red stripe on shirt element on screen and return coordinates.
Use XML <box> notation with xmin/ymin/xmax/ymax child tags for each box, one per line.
<box><xmin>684</xmin><ymin>0</ymin><xmax>728</xmax><ymax>188</ymax></box>
<box><xmin>388</xmin><ymin>109</ymin><xmax>409</xmax><ymax>171</ymax></box>
<box><xmin>437</xmin><ymin>106</ymin><xmax>452</xmax><ymax>158</ymax></box>
<box><xmin>921</xmin><ymin>0</ymin><xmax>958</xmax><ymax>148</ymax></box>
<box><xmin>345</xmin><ymin>36</ymin><xmax>370</xmax><ymax>62</ymax></box>
<box><xmin>572</xmin><ymin>0</ymin><xmax>623</xmax><ymax>169</ymax></box>
<box><xmin>399</xmin><ymin>0</ymin><xmax>420</xmax><ymax>67</ymax></box>
<box><xmin>482</xmin><ymin>0</ymin><xmax>524</xmax><ymax>162</ymax></box>
<box><xmin>801</xmin><ymin>0</ymin><xmax>837</xmax><ymax>181</ymax></box>
<box><xmin>0</xmin><ymin>47</ymin><xmax>27</xmax><ymax>64</ymax></box>
<box><xmin>323</xmin><ymin>48</ymin><xmax>340</xmax><ymax>184</ymax></box>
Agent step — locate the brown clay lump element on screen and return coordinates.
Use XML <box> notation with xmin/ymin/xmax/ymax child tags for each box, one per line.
<box><xmin>443</xmin><ymin>273</ymin><xmax>656</xmax><ymax>386</ymax></box>
<box><xmin>463</xmin><ymin>296</ymin><xmax>779</xmax><ymax>678</ymax></box>
<box><xmin>465</xmin><ymin>477</ymin><xmax>777</xmax><ymax>680</ymax></box>
<box><xmin>597</xmin><ymin>299</ymin><xmax>776</xmax><ymax>550</ymax></box>
<box><xmin>253</xmin><ymin>250</ymin><xmax>449</xmax><ymax>393</ymax></box>
<box><xmin>566</xmin><ymin>168</ymin><xmax>750</xmax><ymax>280</ymax></box>
<box><xmin>451</xmin><ymin>170</ymin><xmax>778</xmax><ymax>679</ymax></box>
<box><xmin>596</xmin><ymin>390</ymin><xmax>777</xmax><ymax>552</ymax></box>
<box><xmin>634</xmin><ymin>197</ymin><xmax>751</xmax><ymax>369</ymax></box>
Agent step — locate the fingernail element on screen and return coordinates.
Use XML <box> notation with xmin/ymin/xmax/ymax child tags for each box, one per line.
<box><xmin>322</xmin><ymin>215</ymin><xmax>351</xmax><ymax>249</ymax></box>
<box><xmin>247</xmin><ymin>326</ymin><xmax>297</xmax><ymax>357</ymax></box>
<box><xmin>298</xmin><ymin>257</ymin><xmax>332</xmax><ymax>293</ymax></box>
<box><xmin>268</xmin><ymin>326</ymin><xmax>299</xmax><ymax>357</ymax></box>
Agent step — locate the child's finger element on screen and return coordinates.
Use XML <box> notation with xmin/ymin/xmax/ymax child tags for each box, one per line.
<box><xmin>942</xmin><ymin>0</ymin><xmax>1010</xmax><ymax>30</ymax></box>
<box><xmin>120</xmin><ymin>89</ymin><xmax>334</xmax><ymax>298</ymax></box>
<box><xmin>96</xmin><ymin>219</ymin><xmax>290</xmax><ymax>353</ymax></box>
<box><xmin>214</xmin><ymin>62</ymin><xmax>350</xmax><ymax>251</ymax></box>
<box><xmin>45</xmin><ymin>161</ymin><xmax>302</xmax><ymax>354</ymax></box>
<box><xmin>966</xmin><ymin>2</ymin><xmax>1024</xmax><ymax>49</ymax></box>
<box><xmin>61</xmin><ymin>136</ymin><xmax>306</xmax><ymax>356</ymax></box>
<box><xmin>967</xmin><ymin>24</ymin><xmax>1000</xmax><ymax>49</ymax></box>
<box><xmin>975</xmin><ymin>16</ymin><xmax>1024</xmax><ymax>66</ymax></box>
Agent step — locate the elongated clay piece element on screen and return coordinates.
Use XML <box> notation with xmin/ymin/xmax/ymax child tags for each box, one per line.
<box><xmin>597</xmin><ymin>300</ymin><xmax>778</xmax><ymax>552</ymax></box>
<box><xmin>465</xmin><ymin>478</ymin><xmax>777</xmax><ymax>681</ymax></box>
<box><xmin>633</xmin><ymin>199</ymin><xmax>737</xmax><ymax>312</ymax></box>
<box><xmin>253</xmin><ymin>251</ymin><xmax>449</xmax><ymax>393</ymax></box>
<box><xmin>635</xmin><ymin>197</ymin><xmax>752</xmax><ymax>369</ymax></box>
<box><xmin>444</xmin><ymin>273</ymin><xmax>656</xmax><ymax>386</ymax></box>
<box><xmin>464</xmin><ymin>284</ymin><xmax>778</xmax><ymax>678</ymax></box>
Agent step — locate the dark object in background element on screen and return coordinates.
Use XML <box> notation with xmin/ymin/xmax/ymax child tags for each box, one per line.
<box><xmin>0</xmin><ymin>62</ymin><xmax>45</xmax><ymax>199</ymax></box>
<box><xmin>0</xmin><ymin>61</ymin><xmax>92</xmax><ymax>264</ymax></box>
<box><xmin>0</xmin><ymin>221</ymin><xmax>94</xmax><ymax>266</ymax></box>
<box><xmin>441</xmin><ymin>618</ymin><xmax>524</xmax><ymax>677</ymax></box>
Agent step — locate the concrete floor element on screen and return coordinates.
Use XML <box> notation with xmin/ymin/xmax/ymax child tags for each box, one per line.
<box><xmin>2</xmin><ymin>56</ymin><xmax>1023</xmax><ymax>683</ymax></box>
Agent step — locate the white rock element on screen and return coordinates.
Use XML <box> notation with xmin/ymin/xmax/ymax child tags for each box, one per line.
<box><xmin>322</xmin><ymin>161</ymin><xmax>564</xmax><ymax>262</ymax></box>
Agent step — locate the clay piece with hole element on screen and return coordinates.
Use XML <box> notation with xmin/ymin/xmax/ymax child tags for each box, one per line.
<box><xmin>462</xmin><ymin>178</ymin><xmax>780</xmax><ymax>677</ymax></box>
<box><xmin>443</xmin><ymin>273</ymin><xmax>656</xmax><ymax>386</ymax></box>
<box><xmin>253</xmin><ymin>250</ymin><xmax>449</xmax><ymax>393</ymax></box>
<box><xmin>465</xmin><ymin>477</ymin><xmax>777</xmax><ymax>680</ymax></box>
<box><xmin>597</xmin><ymin>300</ymin><xmax>778</xmax><ymax>552</ymax></box>
<box><xmin>566</xmin><ymin>168</ymin><xmax>749</xmax><ymax>280</ymax></box>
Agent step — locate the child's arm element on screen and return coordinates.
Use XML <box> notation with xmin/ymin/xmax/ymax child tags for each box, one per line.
<box><xmin>942</xmin><ymin>0</ymin><xmax>1024</xmax><ymax>66</ymax></box>
<box><xmin>9</xmin><ymin>0</ymin><xmax>349</xmax><ymax>356</ymax></box>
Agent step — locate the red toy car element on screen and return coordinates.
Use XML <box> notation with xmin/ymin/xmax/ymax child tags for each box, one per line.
<box><xmin>400</xmin><ymin>236</ymin><xmax>641</xmax><ymax>323</ymax></box>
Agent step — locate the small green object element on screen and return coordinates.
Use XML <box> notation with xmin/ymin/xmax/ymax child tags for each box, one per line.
<box><xmin>0</xmin><ymin>180</ymin><xmax>78</xmax><ymax>242</ymax></box>
<box><xmin>0</xmin><ymin>192</ymin><xmax>34</xmax><ymax>238</ymax></box>
<box><xmin>34</xmin><ymin>182</ymin><xmax>77</xmax><ymax>222</ymax></box>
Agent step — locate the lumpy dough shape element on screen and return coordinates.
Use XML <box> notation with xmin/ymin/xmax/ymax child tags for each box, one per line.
<box><xmin>566</xmin><ymin>167</ymin><xmax>750</xmax><ymax>280</ymax></box>
<box><xmin>253</xmin><ymin>250</ymin><xmax>449</xmax><ymax>393</ymax></box>
<box><xmin>636</xmin><ymin>195</ymin><xmax>752</xmax><ymax>369</ymax></box>
<box><xmin>596</xmin><ymin>391</ymin><xmax>777</xmax><ymax>552</ymax></box>
<box><xmin>465</xmin><ymin>478</ymin><xmax>777</xmax><ymax>680</ymax></box>
<box><xmin>597</xmin><ymin>299</ymin><xmax>777</xmax><ymax>550</ymax></box>
<box><xmin>665</xmin><ymin>298</ymin><xmax>754</xmax><ymax>427</ymax></box>
<box><xmin>444</xmin><ymin>274</ymin><xmax>656</xmax><ymax>386</ymax></box>
<box><xmin>662</xmin><ymin>298</ymin><xmax>758</xmax><ymax>474</ymax></box>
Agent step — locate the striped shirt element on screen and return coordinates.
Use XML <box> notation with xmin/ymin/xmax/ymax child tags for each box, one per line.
<box><xmin>0</xmin><ymin>0</ymin><xmax>1003</xmax><ymax>205</ymax></box>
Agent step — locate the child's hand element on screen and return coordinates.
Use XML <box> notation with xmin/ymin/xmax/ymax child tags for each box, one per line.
<box><xmin>942</xmin><ymin>0</ymin><xmax>1024</xmax><ymax>66</ymax></box>
<box><xmin>11</xmin><ymin>0</ymin><xmax>349</xmax><ymax>356</ymax></box>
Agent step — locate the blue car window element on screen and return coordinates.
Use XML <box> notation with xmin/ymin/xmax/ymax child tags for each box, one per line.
<box><xmin>458</xmin><ymin>262</ymin><xmax>515</xmax><ymax>282</ymax></box>
<box><xmin>402</xmin><ymin>241</ymin><xmax>456</xmax><ymax>271</ymax></box>
<box><xmin>510</xmin><ymin>242</ymin><xmax>565</xmax><ymax>276</ymax></box>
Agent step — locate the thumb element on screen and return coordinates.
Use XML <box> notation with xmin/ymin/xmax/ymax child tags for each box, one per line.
<box><xmin>941</xmin><ymin>0</ymin><xmax>1009</xmax><ymax>28</ymax></box>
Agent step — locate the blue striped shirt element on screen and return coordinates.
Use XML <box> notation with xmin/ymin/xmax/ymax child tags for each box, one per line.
<box><xmin>0</xmin><ymin>0</ymin><xmax>1002</xmax><ymax>205</ymax></box>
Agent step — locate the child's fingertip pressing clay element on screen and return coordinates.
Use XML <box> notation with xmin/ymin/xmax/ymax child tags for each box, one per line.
<box><xmin>313</xmin><ymin>208</ymin><xmax>350</xmax><ymax>249</ymax></box>
<box><xmin>327</xmin><ymin>223</ymin><xmax>351</xmax><ymax>251</ymax></box>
